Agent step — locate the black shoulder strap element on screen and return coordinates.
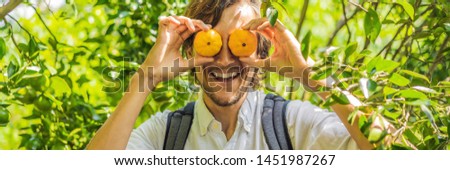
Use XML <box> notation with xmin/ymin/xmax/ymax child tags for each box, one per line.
<box><xmin>163</xmin><ymin>102</ymin><xmax>195</xmax><ymax>150</ymax></box>
<box><xmin>262</xmin><ymin>94</ymin><xmax>293</xmax><ymax>150</ymax></box>
<box><xmin>163</xmin><ymin>94</ymin><xmax>292</xmax><ymax>150</ymax></box>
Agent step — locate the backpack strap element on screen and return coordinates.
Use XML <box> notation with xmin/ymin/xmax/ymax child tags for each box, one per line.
<box><xmin>163</xmin><ymin>102</ymin><xmax>195</xmax><ymax>150</ymax></box>
<box><xmin>262</xmin><ymin>94</ymin><xmax>293</xmax><ymax>150</ymax></box>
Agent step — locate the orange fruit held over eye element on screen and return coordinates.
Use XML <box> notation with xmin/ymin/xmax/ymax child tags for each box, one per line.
<box><xmin>193</xmin><ymin>29</ymin><xmax>223</xmax><ymax>57</ymax></box>
<box><xmin>228</xmin><ymin>29</ymin><xmax>257</xmax><ymax>57</ymax></box>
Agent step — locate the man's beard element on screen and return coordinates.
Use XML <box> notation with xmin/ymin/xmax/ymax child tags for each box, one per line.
<box><xmin>200</xmin><ymin>68</ymin><xmax>255</xmax><ymax>107</ymax></box>
<box><xmin>204</xmin><ymin>86</ymin><xmax>247</xmax><ymax>107</ymax></box>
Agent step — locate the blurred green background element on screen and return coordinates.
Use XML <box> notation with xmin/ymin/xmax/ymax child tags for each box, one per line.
<box><xmin>0</xmin><ymin>0</ymin><xmax>449</xmax><ymax>150</ymax></box>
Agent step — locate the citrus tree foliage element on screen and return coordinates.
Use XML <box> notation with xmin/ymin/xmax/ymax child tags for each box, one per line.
<box><xmin>0</xmin><ymin>0</ymin><xmax>449</xmax><ymax>150</ymax></box>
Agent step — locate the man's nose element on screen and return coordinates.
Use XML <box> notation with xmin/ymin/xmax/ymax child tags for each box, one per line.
<box><xmin>214</xmin><ymin>39</ymin><xmax>237</xmax><ymax>67</ymax></box>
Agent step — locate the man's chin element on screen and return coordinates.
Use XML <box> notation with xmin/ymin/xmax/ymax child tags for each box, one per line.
<box><xmin>204</xmin><ymin>90</ymin><xmax>246</xmax><ymax>107</ymax></box>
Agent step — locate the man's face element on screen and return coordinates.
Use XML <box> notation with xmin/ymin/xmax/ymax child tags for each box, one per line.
<box><xmin>195</xmin><ymin>2</ymin><xmax>259</xmax><ymax>107</ymax></box>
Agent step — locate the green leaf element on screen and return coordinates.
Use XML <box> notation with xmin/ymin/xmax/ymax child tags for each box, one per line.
<box><xmin>420</xmin><ymin>105</ymin><xmax>438</xmax><ymax>130</ymax></box>
<box><xmin>398</xmin><ymin>89</ymin><xmax>428</xmax><ymax>99</ymax></box>
<box><xmin>405</xmin><ymin>99</ymin><xmax>430</xmax><ymax>106</ymax></box>
<box><xmin>366</xmin><ymin>57</ymin><xmax>400</xmax><ymax>74</ymax></box>
<box><xmin>384</xmin><ymin>109</ymin><xmax>401</xmax><ymax>120</ymax></box>
<box><xmin>7</xmin><ymin>62</ymin><xmax>17</xmax><ymax>78</ymax></box>
<box><xmin>389</xmin><ymin>73</ymin><xmax>410</xmax><ymax>87</ymax></box>
<box><xmin>412</xmin><ymin>86</ymin><xmax>439</xmax><ymax>94</ymax></box>
<box><xmin>0</xmin><ymin>38</ymin><xmax>6</xmax><ymax>59</ymax></box>
<box><xmin>345</xmin><ymin>42</ymin><xmax>358</xmax><ymax>59</ymax></box>
<box><xmin>28</xmin><ymin>38</ymin><xmax>39</xmax><ymax>58</ymax></box>
<box><xmin>331</xmin><ymin>90</ymin><xmax>350</xmax><ymax>105</ymax></box>
<box><xmin>50</xmin><ymin>76</ymin><xmax>72</xmax><ymax>97</ymax></box>
<box><xmin>377</xmin><ymin>59</ymin><xmax>400</xmax><ymax>73</ymax></box>
<box><xmin>301</xmin><ymin>31</ymin><xmax>311</xmax><ymax>60</ymax></box>
<box><xmin>368</xmin><ymin>128</ymin><xmax>386</xmax><ymax>143</ymax></box>
<box><xmin>359</xmin><ymin>78</ymin><xmax>377</xmax><ymax>99</ymax></box>
<box><xmin>383</xmin><ymin>86</ymin><xmax>399</xmax><ymax>96</ymax></box>
<box><xmin>444</xmin><ymin>23</ymin><xmax>450</xmax><ymax>34</ymax></box>
<box><xmin>397</xmin><ymin>0</ymin><xmax>415</xmax><ymax>20</ymax></box>
<box><xmin>311</xmin><ymin>67</ymin><xmax>332</xmax><ymax>80</ymax></box>
<box><xmin>364</xmin><ymin>8</ymin><xmax>381</xmax><ymax>43</ymax></box>
<box><xmin>267</xmin><ymin>7</ymin><xmax>278</xmax><ymax>27</ymax></box>
<box><xmin>260</xmin><ymin>1</ymin><xmax>269</xmax><ymax>17</ymax></box>
<box><xmin>399</xmin><ymin>70</ymin><xmax>430</xmax><ymax>83</ymax></box>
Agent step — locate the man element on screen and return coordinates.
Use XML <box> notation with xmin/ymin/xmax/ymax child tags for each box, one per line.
<box><xmin>86</xmin><ymin>0</ymin><xmax>375</xmax><ymax>150</ymax></box>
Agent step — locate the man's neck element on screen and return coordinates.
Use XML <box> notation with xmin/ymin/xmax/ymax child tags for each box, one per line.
<box><xmin>203</xmin><ymin>92</ymin><xmax>247</xmax><ymax>140</ymax></box>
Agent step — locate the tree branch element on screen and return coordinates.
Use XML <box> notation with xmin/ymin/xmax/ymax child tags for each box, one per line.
<box><xmin>30</xmin><ymin>5</ymin><xmax>59</xmax><ymax>43</ymax></box>
<box><xmin>375</xmin><ymin>23</ymin><xmax>406</xmax><ymax>57</ymax></box>
<box><xmin>291</xmin><ymin>0</ymin><xmax>309</xmax><ymax>101</ymax></box>
<box><xmin>295</xmin><ymin>0</ymin><xmax>309</xmax><ymax>39</ymax></box>
<box><xmin>428</xmin><ymin>35</ymin><xmax>450</xmax><ymax>78</ymax></box>
<box><xmin>327</xmin><ymin>9</ymin><xmax>359</xmax><ymax>46</ymax></box>
<box><xmin>349</xmin><ymin>0</ymin><xmax>368</xmax><ymax>12</ymax></box>
<box><xmin>0</xmin><ymin>0</ymin><xmax>23</xmax><ymax>19</ymax></box>
<box><xmin>341</xmin><ymin>0</ymin><xmax>352</xmax><ymax>45</ymax></box>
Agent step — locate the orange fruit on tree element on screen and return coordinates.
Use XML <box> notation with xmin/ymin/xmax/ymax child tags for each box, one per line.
<box><xmin>228</xmin><ymin>29</ymin><xmax>257</xmax><ymax>57</ymax></box>
<box><xmin>193</xmin><ymin>29</ymin><xmax>222</xmax><ymax>57</ymax></box>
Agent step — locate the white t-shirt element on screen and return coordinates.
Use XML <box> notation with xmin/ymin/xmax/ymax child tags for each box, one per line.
<box><xmin>126</xmin><ymin>90</ymin><xmax>358</xmax><ymax>150</ymax></box>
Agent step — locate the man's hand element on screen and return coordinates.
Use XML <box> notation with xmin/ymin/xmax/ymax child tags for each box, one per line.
<box><xmin>140</xmin><ymin>16</ymin><xmax>213</xmax><ymax>91</ymax></box>
<box><xmin>239</xmin><ymin>18</ymin><xmax>308</xmax><ymax>79</ymax></box>
<box><xmin>87</xmin><ymin>15</ymin><xmax>213</xmax><ymax>150</ymax></box>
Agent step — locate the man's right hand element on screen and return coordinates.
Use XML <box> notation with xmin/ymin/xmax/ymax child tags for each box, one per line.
<box><xmin>140</xmin><ymin>16</ymin><xmax>214</xmax><ymax>91</ymax></box>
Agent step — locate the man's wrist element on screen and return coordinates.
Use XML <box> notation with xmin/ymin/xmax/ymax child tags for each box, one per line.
<box><xmin>128</xmin><ymin>71</ymin><xmax>160</xmax><ymax>95</ymax></box>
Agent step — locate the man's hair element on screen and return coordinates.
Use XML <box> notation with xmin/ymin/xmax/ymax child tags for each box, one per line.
<box><xmin>182</xmin><ymin>0</ymin><xmax>270</xmax><ymax>88</ymax></box>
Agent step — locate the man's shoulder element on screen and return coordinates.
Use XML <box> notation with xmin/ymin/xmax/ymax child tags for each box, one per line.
<box><xmin>138</xmin><ymin>110</ymin><xmax>171</xmax><ymax>128</ymax></box>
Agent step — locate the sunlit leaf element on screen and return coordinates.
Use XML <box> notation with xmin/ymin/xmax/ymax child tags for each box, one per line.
<box><xmin>420</xmin><ymin>105</ymin><xmax>439</xmax><ymax>132</ymax></box>
<box><xmin>367</xmin><ymin>56</ymin><xmax>400</xmax><ymax>74</ymax></box>
<box><xmin>301</xmin><ymin>31</ymin><xmax>311</xmax><ymax>60</ymax></box>
<box><xmin>400</xmin><ymin>70</ymin><xmax>430</xmax><ymax>83</ymax></box>
<box><xmin>368</xmin><ymin>128</ymin><xmax>386</xmax><ymax>143</ymax></box>
<box><xmin>412</xmin><ymin>86</ymin><xmax>439</xmax><ymax>94</ymax></box>
<box><xmin>384</xmin><ymin>86</ymin><xmax>399</xmax><ymax>96</ymax></box>
<box><xmin>331</xmin><ymin>90</ymin><xmax>350</xmax><ymax>105</ymax></box>
<box><xmin>364</xmin><ymin>8</ymin><xmax>381</xmax><ymax>43</ymax></box>
<box><xmin>345</xmin><ymin>42</ymin><xmax>358</xmax><ymax>59</ymax></box>
<box><xmin>260</xmin><ymin>1</ymin><xmax>269</xmax><ymax>17</ymax></box>
<box><xmin>50</xmin><ymin>76</ymin><xmax>72</xmax><ymax>97</ymax></box>
<box><xmin>359</xmin><ymin>78</ymin><xmax>377</xmax><ymax>99</ymax></box>
<box><xmin>389</xmin><ymin>73</ymin><xmax>410</xmax><ymax>87</ymax></box>
<box><xmin>0</xmin><ymin>38</ymin><xmax>6</xmax><ymax>59</ymax></box>
<box><xmin>311</xmin><ymin>67</ymin><xmax>332</xmax><ymax>80</ymax></box>
<box><xmin>267</xmin><ymin>7</ymin><xmax>278</xmax><ymax>26</ymax></box>
<box><xmin>398</xmin><ymin>89</ymin><xmax>428</xmax><ymax>99</ymax></box>
<box><xmin>444</xmin><ymin>23</ymin><xmax>450</xmax><ymax>33</ymax></box>
<box><xmin>384</xmin><ymin>109</ymin><xmax>401</xmax><ymax>120</ymax></box>
<box><xmin>397</xmin><ymin>0</ymin><xmax>415</xmax><ymax>20</ymax></box>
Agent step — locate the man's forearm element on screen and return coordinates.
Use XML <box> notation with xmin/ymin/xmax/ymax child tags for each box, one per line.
<box><xmin>86</xmin><ymin>73</ymin><xmax>154</xmax><ymax>150</ymax></box>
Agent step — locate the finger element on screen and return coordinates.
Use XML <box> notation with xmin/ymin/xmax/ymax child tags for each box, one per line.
<box><xmin>255</xmin><ymin>29</ymin><xmax>275</xmax><ymax>41</ymax></box>
<box><xmin>175</xmin><ymin>25</ymin><xmax>188</xmax><ymax>34</ymax></box>
<box><xmin>242</xmin><ymin>19</ymin><xmax>256</xmax><ymax>30</ymax></box>
<box><xmin>249</xmin><ymin>19</ymin><xmax>267</xmax><ymax>31</ymax></box>
<box><xmin>257</xmin><ymin>21</ymin><xmax>271</xmax><ymax>31</ymax></box>
<box><xmin>175</xmin><ymin>16</ymin><xmax>196</xmax><ymax>32</ymax></box>
<box><xmin>158</xmin><ymin>16</ymin><xmax>181</xmax><ymax>26</ymax></box>
<box><xmin>242</xmin><ymin>18</ymin><xmax>267</xmax><ymax>30</ymax></box>
<box><xmin>192</xmin><ymin>19</ymin><xmax>210</xmax><ymax>31</ymax></box>
<box><xmin>180</xmin><ymin>30</ymin><xmax>194</xmax><ymax>41</ymax></box>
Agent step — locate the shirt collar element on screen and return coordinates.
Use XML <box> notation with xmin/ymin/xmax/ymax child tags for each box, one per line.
<box><xmin>195</xmin><ymin>90</ymin><xmax>258</xmax><ymax>136</ymax></box>
<box><xmin>196</xmin><ymin>93</ymin><xmax>215</xmax><ymax>136</ymax></box>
